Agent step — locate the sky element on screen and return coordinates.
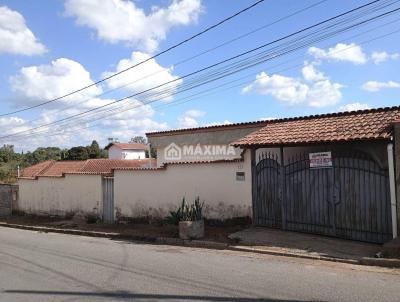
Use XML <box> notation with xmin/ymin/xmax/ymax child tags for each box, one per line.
<box><xmin>0</xmin><ymin>0</ymin><xmax>399</xmax><ymax>151</ymax></box>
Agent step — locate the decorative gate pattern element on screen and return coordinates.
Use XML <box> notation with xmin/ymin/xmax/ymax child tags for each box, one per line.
<box><xmin>254</xmin><ymin>153</ymin><xmax>281</xmax><ymax>227</ymax></box>
<box><xmin>254</xmin><ymin>151</ymin><xmax>392</xmax><ymax>243</ymax></box>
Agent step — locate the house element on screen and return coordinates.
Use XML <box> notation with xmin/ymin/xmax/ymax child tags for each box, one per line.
<box><xmin>112</xmin><ymin>120</ymin><xmax>271</xmax><ymax>220</ymax></box>
<box><xmin>105</xmin><ymin>142</ymin><xmax>147</xmax><ymax>160</ymax></box>
<box><xmin>233</xmin><ymin>106</ymin><xmax>400</xmax><ymax>243</ymax></box>
<box><xmin>17</xmin><ymin>105</ymin><xmax>400</xmax><ymax>244</ymax></box>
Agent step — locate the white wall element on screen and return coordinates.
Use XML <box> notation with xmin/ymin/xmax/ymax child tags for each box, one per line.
<box><xmin>18</xmin><ymin>174</ymin><xmax>102</xmax><ymax>216</ymax></box>
<box><xmin>108</xmin><ymin>146</ymin><xmax>146</xmax><ymax>160</ymax></box>
<box><xmin>114</xmin><ymin>150</ymin><xmax>252</xmax><ymax>220</ymax></box>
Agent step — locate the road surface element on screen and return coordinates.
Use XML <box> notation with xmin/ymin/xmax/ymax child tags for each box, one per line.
<box><xmin>0</xmin><ymin>227</ymin><xmax>399</xmax><ymax>302</ymax></box>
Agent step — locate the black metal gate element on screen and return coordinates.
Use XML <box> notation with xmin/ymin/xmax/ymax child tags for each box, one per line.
<box><xmin>253</xmin><ymin>151</ymin><xmax>393</xmax><ymax>243</ymax></box>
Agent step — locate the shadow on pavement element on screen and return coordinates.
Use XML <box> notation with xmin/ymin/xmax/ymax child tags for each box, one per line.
<box><xmin>3</xmin><ymin>290</ymin><xmax>323</xmax><ymax>302</ymax></box>
<box><xmin>229</xmin><ymin>227</ymin><xmax>381</xmax><ymax>260</ymax></box>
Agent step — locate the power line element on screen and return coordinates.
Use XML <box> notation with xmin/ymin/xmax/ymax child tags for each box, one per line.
<box><xmin>4</xmin><ymin>0</ymin><xmax>391</xmax><ymax>133</ymax></box>
<box><xmin>1</xmin><ymin>0</ymin><xmax>398</xmax><ymax>140</ymax></box>
<box><xmin>4</xmin><ymin>2</ymin><xmax>400</xmax><ymax>141</ymax></box>
<box><xmin>0</xmin><ymin>0</ymin><xmax>266</xmax><ymax>117</ymax></box>
<box><xmin>17</xmin><ymin>0</ymin><xmax>328</xmax><ymax>128</ymax></box>
<box><xmin>11</xmin><ymin>24</ymin><xmax>400</xmax><ymax>143</ymax></box>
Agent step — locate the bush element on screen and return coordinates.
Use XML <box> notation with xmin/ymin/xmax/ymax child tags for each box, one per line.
<box><xmin>167</xmin><ymin>197</ymin><xmax>204</xmax><ymax>225</ymax></box>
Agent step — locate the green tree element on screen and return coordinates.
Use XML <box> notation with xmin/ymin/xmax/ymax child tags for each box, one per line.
<box><xmin>130</xmin><ymin>136</ymin><xmax>147</xmax><ymax>144</ymax></box>
<box><xmin>88</xmin><ymin>140</ymin><xmax>101</xmax><ymax>159</ymax></box>
<box><xmin>0</xmin><ymin>145</ymin><xmax>15</xmax><ymax>163</ymax></box>
<box><xmin>24</xmin><ymin>147</ymin><xmax>62</xmax><ymax>165</ymax></box>
<box><xmin>66</xmin><ymin>146</ymin><xmax>89</xmax><ymax>160</ymax></box>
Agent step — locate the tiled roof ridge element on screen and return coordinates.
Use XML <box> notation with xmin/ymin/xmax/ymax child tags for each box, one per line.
<box><xmin>80</xmin><ymin>159</ymin><xmax>91</xmax><ymax>172</ymax></box>
<box><xmin>256</xmin><ymin>105</ymin><xmax>400</xmax><ymax>124</ymax></box>
<box><xmin>233</xmin><ymin>105</ymin><xmax>400</xmax><ymax>147</ymax></box>
<box><xmin>113</xmin><ymin>158</ymin><xmax>244</xmax><ymax>171</ymax></box>
<box><xmin>35</xmin><ymin>160</ymin><xmax>56</xmax><ymax>176</ymax></box>
<box><xmin>146</xmin><ymin>105</ymin><xmax>400</xmax><ymax>136</ymax></box>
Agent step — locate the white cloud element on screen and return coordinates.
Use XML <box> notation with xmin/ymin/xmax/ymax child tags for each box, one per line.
<box><xmin>307</xmin><ymin>80</ymin><xmax>343</xmax><ymax>108</ymax></box>
<box><xmin>0</xmin><ymin>6</ymin><xmax>47</xmax><ymax>56</ymax></box>
<box><xmin>9</xmin><ymin>58</ymin><xmax>102</xmax><ymax>107</ymax></box>
<box><xmin>177</xmin><ymin>109</ymin><xmax>205</xmax><ymax>128</ymax></box>
<box><xmin>242</xmin><ymin>65</ymin><xmax>343</xmax><ymax>108</ymax></box>
<box><xmin>102</xmin><ymin>51</ymin><xmax>182</xmax><ymax>101</ymax></box>
<box><xmin>371</xmin><ymin>51</ymin><xmax>399</xmax><ymax>64</ymax></box>
<box><xmin>338</xmin><ymin>102</ymin><xmax>370</xmax><ymax>112</ymax></box>
<box><xmin>64</xmin><ymin>0</ymin><xmax>203</xmax><ymax>52</ymax></box>
<box><xmin>204</xmin><ymin>120</ymin><xmax>232</xmax><ymax>127</ymax></box>
<box><xmin>242</xmin><ymin>72</ymin><xmax>309</xmax><ymax>105</ymax></box>
<box><xmin>362</xmin><ymin>80</ymin><xmax>400</xmax><ymax>92</ymax></box>
<box><xmin>308</xmin><ymin>43</ymin><xmax>367</xmax><ymax>64</ymax></box>
<box><xmin>302</xmin><ymin>63</ymin><xmax>326</xmax><ymax>82</ymax></box>
<box><xmin>6</xmin><ymin>58</ymin><xmax>169</xmax><ymax>149</ymax></box>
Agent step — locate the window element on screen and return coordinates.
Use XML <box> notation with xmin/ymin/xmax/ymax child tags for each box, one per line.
<box><xmin>236</xmin><ymin>172</ymin><xmax>245</xmax><ymax>181</ymax></box>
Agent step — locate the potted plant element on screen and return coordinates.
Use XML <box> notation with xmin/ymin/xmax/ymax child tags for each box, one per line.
<box><xmin>173</xmin><ymin>197</ymin><xmax>205</xmax><ymax>240</ymax></box>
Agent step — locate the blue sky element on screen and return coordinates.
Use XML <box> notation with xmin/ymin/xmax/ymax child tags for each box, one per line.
<box><xmin>0</xmin><ymin>0</ymin><xmax>399</xmax><ymax>150</ymax></box>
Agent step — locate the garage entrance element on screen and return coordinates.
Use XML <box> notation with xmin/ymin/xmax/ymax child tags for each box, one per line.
<box><xmin>253</xmin><ymin>150</ymin><xmax>393</xmax><ymax>243</ymax></box>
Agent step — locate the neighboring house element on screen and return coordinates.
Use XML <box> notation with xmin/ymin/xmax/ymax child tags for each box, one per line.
<box><xmin>105</xmin><ymin>142</ymin><xmax>147</xmax><ymax>160</ymax></box>
<box><xmin>147</xmin><ymin>120</ymin><xmax>269</xmax><ymax>167</ymax></box>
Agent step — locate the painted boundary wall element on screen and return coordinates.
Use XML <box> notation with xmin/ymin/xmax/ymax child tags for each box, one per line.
<box><xmin>18</xmin><ymin>174</ymin><xmax>102</xmax><ymax>216</ymax></box>
<box><xmin>114</xmin><ymin>151</ymin><xmax>252</xmax><ymax>220</ymax></box>
<box><xmin>0</xmin><ymin>184</ymin><xmax>18</xmax><ymax>216</ymax></box>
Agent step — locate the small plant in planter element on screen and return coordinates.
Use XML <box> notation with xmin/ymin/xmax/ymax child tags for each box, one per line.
<box><xmin>172</xmin><ymin>197</ymin><xmax>205</xmax><ymax>240</ymax></box>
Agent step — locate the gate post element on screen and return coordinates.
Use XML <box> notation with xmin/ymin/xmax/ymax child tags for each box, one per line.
<box><xmin>250</xmin><ymin>148</ymin><xmax>257</xmax><ymax>225</ymax></box>
<box><xmin>393</xmin><ymin>121</ymin><xmax>400</xmax><ymax>235</ymax></box>
<box><xmin>280</xmin><ymin>146</ymin><xmax>286</xmax><ymax>230</ymax></box>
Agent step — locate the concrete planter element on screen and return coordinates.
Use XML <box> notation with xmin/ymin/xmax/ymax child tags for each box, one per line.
<box><xmin>179</xmin><ymin>219</ymin><xmax>205</xmax><ymax>240</ymax></box>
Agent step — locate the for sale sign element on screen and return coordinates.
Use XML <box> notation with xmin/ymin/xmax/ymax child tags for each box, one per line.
<box><xmin>309</xmin><ymin>152</ymin><xmax>332</xmax><ymax>168</ymax></box>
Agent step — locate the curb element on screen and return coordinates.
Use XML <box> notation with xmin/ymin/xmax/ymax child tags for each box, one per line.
<box><xmin>1</xmin><ymin>222</ymin><xmax>399</xmax><ymax>268</ymax></box>
<box><xmin>228</xmin><ymin>246</ymin><xmax>360</xmax><ymax>265</ymax></box>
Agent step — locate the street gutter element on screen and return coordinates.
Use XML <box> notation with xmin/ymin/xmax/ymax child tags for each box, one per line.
<box><xmin>1</xmin><ymin>222</ymin><xmax>399</xmax><ymax>269</ymax></box>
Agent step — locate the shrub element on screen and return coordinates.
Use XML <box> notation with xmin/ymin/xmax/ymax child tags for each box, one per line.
<box><xmin>167</xmin><ymin>197</ymin><xmax>204</xmax><ymax>224</ymax></box>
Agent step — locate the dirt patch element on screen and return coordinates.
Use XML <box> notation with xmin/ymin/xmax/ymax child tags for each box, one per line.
<box><xmin>0</xmin><ymin>215</ymin><xmax>248</xmax><ymax>243</ymax></box>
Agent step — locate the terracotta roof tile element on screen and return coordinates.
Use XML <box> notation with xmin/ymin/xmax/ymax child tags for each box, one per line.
<box><xmin>19</xmin><ymin>160</ymin><xmax>55</xmax><ymax>179</ymax></box>
<box><xmin>146</xmin><ymin>120</ymin><xmax>269</xmax><ymax>137</ymax></box>
<box><xmin>234</xmin><ymin>106</ymin><xmax>400</xmax><ymax>147</ymax></box>
<box><xmin>104</xmin><ymin>142</ymin><xmax>147</xmax><ymax>150</ymax></box>
<box><xmin>80</xmin><ymin>159</ymin><xmax>156</xmax><ymax>173</ymax></box>
<box><xmin>20</xmin><ymin>159</ymin><xmax>156</xmax><ymax>179</ymax></box>
<box><xmin>36</xmin><ymin>161</ymin><xmax>86</xmax><ymax>177</ymax></box>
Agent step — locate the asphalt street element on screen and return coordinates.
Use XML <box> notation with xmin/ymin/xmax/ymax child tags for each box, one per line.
<box><xmin>0</xmin><ymin>227</ymin><xmax>399</xmax><ymax>302</ymax></box>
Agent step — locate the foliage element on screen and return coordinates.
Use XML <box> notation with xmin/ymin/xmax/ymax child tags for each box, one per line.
<box><xmin>167</xmin><ymin>197</ymin><xmax>204</xmax><ymax>224</ymax></box>
<box><xmin>0</xmin><ymin>140</ymin><xmax>108</xmax><ymax>183</ymax></box>
<box><xmin>64</xmin><ymin>140</ymin><xmax>107</xmax><ymax>160</ymax></box>
<box><xmin>130</xmin><ymin>136</ymin><xmax>147</xmax><ymax>144</ymax></box>
<box><xmin>145</xmin><ymin>147</ymin><xmax>157</xmax><ymax>159</ymax></box>
<box><xmin>88</xmin><ymin>140</ymin><xmax>101</xmax><ymax>159</ymax></box>
<box><xmin>66</xmin><ymin>146</ymin><xmax>89</xmax><ymax>160</ymax></box>
<box><xmin>24</xmin><ymin>147</ymin><xmax>64</xmax><ymax>165</ymax></box>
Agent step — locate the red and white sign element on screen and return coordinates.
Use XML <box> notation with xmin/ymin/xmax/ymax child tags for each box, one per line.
<box><xmin>309</xmin><ymin>152</ymin><xmax>332</xmax><ymax>168</ymax></box>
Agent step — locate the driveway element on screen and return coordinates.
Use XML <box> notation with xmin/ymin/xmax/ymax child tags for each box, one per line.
<box><xmin>0</xmin><ymin>227</ymin><xmax>399</xmax><ymax>302</ymax></box>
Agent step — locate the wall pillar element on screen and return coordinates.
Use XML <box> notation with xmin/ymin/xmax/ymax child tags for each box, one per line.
<box><xmin>250</xmin><ymin>148</ymin><xmax>256</xmax><ymax>225</ymax></box>
<box><xmin>393</xmin><ymin>121</ymin><xmax>400</xmax><ymax>235</ymax></box>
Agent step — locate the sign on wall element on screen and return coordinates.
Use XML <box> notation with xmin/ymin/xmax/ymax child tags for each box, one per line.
<box><xmin>309</xmin><ymin>152</ymin><xmax>332</xmax><ymax>168</ymax></box>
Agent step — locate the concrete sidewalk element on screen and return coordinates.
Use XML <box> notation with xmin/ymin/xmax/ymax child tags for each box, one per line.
<box><xmin>1</xmin><ymin>221</ymin><xmax>399</xmax><ymax>268</ymax></box>
<box><xmin>229</xmin><ymin>227</ymin><xmax>381</xmax><ymax>260</ymax></box>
